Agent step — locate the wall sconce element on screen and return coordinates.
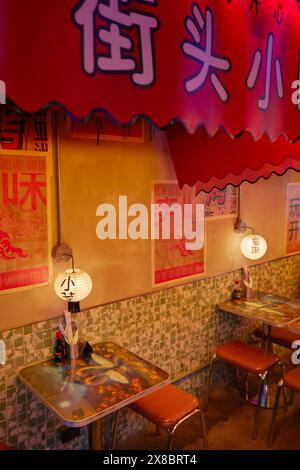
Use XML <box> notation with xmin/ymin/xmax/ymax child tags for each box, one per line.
<box><xmin>51</xmin><ymin>113</ymin><xmax>92</xmax><ymax>312</ymax></box>
<box><xmin>234</xmin><ymin>187</ymin><xmax>267</xmax><ymax>261</ymax></box>
<box><xmin>240</xmin><ymin>233</ymin><xmax>267</xmax><ymax>260</ymax></box>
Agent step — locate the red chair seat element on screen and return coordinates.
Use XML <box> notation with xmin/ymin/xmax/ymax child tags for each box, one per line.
<box><xmin>216</xmin><ymin>340</ymin><xmax>279</xmax><ymax>374</ymax></box>
<box><xmin>0</xmin><ymin>442</ymin><xmax>12</xmax><ymax>450</ymax></box>
<box><xmin>130</xmin><ymin>384</ymin><xmax>199</xmax><ymax>430</ymax></box>
<box><xmin>254</xmin><ymin>326</ymin><xmax>300</xmax><ymax>349</ymax></box>
<box><xmin>283</xmin><ymin>367</ymin><xmax>300</xmax><ymax>393</ymax></box>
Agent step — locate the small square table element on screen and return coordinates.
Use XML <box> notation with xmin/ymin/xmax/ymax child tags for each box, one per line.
<box><xmin>218</xmin><ymin>292</ymin><xmax>300</xmax><ymax>350</ymax></box>
<box><xmin>288</xmin><ymin>320</ymin><xmax>300</xmax><ymax>335</ymax></box>
<box><xmin>218</xmin><ymin>292</ymin><xmax>300</xmax><ymax>408</ymax></box>
<box><xmin>18</xmin><ymin>341</ymin><xmax>169</xmax><ymax>449</ymax></box>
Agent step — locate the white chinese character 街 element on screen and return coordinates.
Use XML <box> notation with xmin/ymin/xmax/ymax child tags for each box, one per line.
<box><xmin>182</xmin><ymin>4</ymin><xmax>231</xmax><ymax>101</ymax></box>
<box><xmin>246</xmin><ymin>33</ymin><xmax>284</xmax><ymax>111</ymax></box>
<box><xmin>73</xmin><ymin>0</ymin><xmax>159</xmax><ymax>86</ymax></box>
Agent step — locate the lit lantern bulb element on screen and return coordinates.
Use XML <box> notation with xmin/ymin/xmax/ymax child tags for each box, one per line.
<box><xmin>240</xmin><ymin>234</ymin><xmax>267</xmax><ymax>261</ymax></box>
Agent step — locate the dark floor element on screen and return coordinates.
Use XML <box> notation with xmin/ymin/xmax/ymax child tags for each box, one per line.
<box><xmin>117</xmin><ymin>383</ymin><xmax>300</xmax><ymax>450</ymax></box>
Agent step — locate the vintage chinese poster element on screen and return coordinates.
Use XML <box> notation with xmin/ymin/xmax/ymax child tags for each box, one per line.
<box><xmin>0</xmin><ymin>107</ymin><xmax>49</xmax><ymax>153</ymax></box>
<box><xmin>152</xmin><ymin>182</ymin><xmax>205</xmax><ymax>285</ymax></box>
<box><xmin>0</xmin><ymin>108</ymin><xmax>50</xmax><ymax>292</ymax></box>
<box><xmin>198</xmin><ymin>185</ymin><xmax>237</xmax><ymax>219</ymax></box>
<box><xmin>286</xmin><ymin>183</ymin><xmax>300</xmax><ymax>255</ymax></box>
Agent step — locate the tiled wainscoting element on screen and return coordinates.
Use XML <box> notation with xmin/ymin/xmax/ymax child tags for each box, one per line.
<box><xmin>0</xmin><ymin>255</ymin><xmax>299</xmax><ymax>449</ymax></box>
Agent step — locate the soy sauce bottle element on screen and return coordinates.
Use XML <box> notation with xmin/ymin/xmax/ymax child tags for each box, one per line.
<box><xmin>54</xmin><ymin>331</ymin><xmax>65</xmax><ymax>363</ymax></box>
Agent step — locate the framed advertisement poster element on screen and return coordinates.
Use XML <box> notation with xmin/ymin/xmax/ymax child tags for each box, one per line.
<box><xmin>0</xmin><ymin>106</ymin><xmax>51</xmax><ymax>292</ymax></box>
<box><xmin>152</xmin><ymin>182</ymin><xmax>205</xmax><ymax>286</ymax></box>
<box><xmin>286</xmin><ymin>183</ymin><xmax>300</xmax><ymax>255</ymax></box>
<box><xmin>197</xmin><ymin>185</ymin><xmax>237</xmax><ymax>219</ymax></box>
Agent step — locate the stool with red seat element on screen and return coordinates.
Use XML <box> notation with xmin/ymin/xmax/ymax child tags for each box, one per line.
<box><xmin>268</xmin><ymin>366</ymin><xmax>300</xmax><ymax>446</ymax></box>
<box><xmin>206</xmin><ymin>340</ymin><xmax>284</xmax><ymax>440</ymax></box>
<box><xmin>0</xmin><ymin>442</ymin><xmax>12</xmax><ymax>450</ymax></box>
<box><xmin>112</xmin><ymin>384</ymin><xmax>208</xmax><ymax>450</ymax></box>
<box><xmin>254</xmin><ymin>326</ymin><xmax>300</xmax><ymax>349</ymax></box>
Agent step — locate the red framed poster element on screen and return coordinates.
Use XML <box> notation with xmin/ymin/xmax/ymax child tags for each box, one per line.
<box><xmin>286</xmin><ymin>183</ymin><xmax>300</xmax><ymax>255</ymax></box>
<box><xmin>66</xmin><ymin>115</ymin><xmax>146</xmax><ymax>143</ymax></box>
<box><xmin>152</xmin><ymin>182</ymin><xmax>205</xmax><ymax>286</ymax></box>
<box><xmin>198</xmin><ymin>185</ymin><xmax>237</xmax><ymax>219</ymax></box>
<box><xmin>0</xmin><ymin>107</ymin><xmax>51</xmax><ymax>292</ymax></box>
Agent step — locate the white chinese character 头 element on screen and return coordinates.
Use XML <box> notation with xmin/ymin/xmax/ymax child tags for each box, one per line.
<box><xmin>73</xmin><ymin>0</ymin><xmax>159</xmax><ymax>86</ymax></box>
<box><xmin>182</xmin><ymin>4</ymin><xmax>231</xmax><ymax>101</ymax></box>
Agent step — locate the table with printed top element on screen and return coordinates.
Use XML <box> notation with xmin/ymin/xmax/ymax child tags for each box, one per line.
<box><xmin>18</xmin><ymin>341</ymin><xmax>169</xmax><ymax>450</ymax></box>
<box><xmin>219</xmin><ymin>292</ymin><xmax>300</xmax><ymax>349</ymax></box>
<box><xmin>218</xmin><ymin>292</ymin><xmax>300</xmax><ymax>407</ymax></box>
<box><xmin>288</xmin><ymin>318</ymin><xmax>300</xmax><ymax>335</ymax></box>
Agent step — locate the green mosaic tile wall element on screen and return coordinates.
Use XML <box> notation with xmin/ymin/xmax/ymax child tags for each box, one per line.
<box><xmin>0</xmin><ymin>255</ymin><xmax>299</xmax><ymax>449</ymax></box>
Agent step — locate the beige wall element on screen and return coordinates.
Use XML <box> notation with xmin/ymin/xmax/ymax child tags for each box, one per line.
<box><xmin>0</xmin><ymin>117</ymin><xmax>300</xmax><ymax>330</ymax></box>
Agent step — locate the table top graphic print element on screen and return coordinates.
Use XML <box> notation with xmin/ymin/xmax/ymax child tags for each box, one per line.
<box><xmin>19</xmin><ymin>342</ymin><xmax>169</xmax><ymax>427</ymax></box>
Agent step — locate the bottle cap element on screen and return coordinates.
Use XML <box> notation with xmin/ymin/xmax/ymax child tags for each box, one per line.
<box><xmin>56</xmin><ymin>331</ymin><xmax>63</xmax><ymax>339</ymax></box>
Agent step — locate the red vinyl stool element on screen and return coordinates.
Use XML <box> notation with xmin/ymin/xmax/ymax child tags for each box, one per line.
<box><xmin>206</xmin><ymin>340</ymin><xmax>284</xmax><ymax>440</ymax></box>
<box><xmin>112</xmin><ymin>384</ymin><xmax>208</xmax><ymax>450</ymax></box>
<box><xmin>0</xmin><ymin>442</ymin><xmax>12</xmax><ymax>450</ymax></box>
<box><xmin>268</xmin><ymin>366</ymin><xmax>300</xmax><ymax>446</ymax></box>
<box><xmin>254</xmin><ymin>326</ymin><xmax>300</xmax><ymax>349</ymax></box>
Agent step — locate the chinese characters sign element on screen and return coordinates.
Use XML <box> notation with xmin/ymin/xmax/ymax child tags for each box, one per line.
<box><xmin>0</xmin><ymin>108</ymin><xmax>50</xmax><ymax>292</ymax></box>
<box><xmin>0</xmin><ymin>107</ymin><xmax>49</xmax><ymax>153</ymax></box>
<box><xmin>153</xmin><ymin>182</ymin><xmax>205</xmax><ymax>285</ymax></box>
<box><xmin>287</xmin><ymin>183</ymin><xmax>300</xmax><ymax>255</ymax></box>
<box><xmin>198</xmin><ymin>185</ymin><xmax>237</xmax><ymax>218</ymax></box>
<box><xmin>73</xmin><ymin>0</ymin><xmax>159</xmax><ymax>87</ymax></box>
<box><xmin>3</xmin><ymin>1</ymin><xmax>300</xmax><ymax>140</ymax></box>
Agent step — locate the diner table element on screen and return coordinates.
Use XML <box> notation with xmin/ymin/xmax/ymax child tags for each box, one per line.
<box><xmin>288</xmin><ymin>318</ymin><xmax>300</xmax><ymax>335</ymax></box>
<box><xmin>218</xmin><ymin>292</ymin><xmax>300</xmax><ymax>408</ymax></box>
<box><xmin>18</xmin><ymin>341</ymin><xmax>169</xmax><ymax>450</ymax></box>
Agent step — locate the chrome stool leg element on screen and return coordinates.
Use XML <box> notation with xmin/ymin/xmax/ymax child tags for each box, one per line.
<box><xmin>205</xmin><ymin>355</ymin><xmax>217</xmax><ymax>410</ymax></box>
<box><xmin>288</xmin><ymin>390</ymin><xmax>295</xmax><ymax>407</ymax></box>
<box><xmin>111</xmin><ymin>409</ymin><xmax>121</xmax><ymax>450</ymax></box>
<box><xmin>198</xmin><ymin>409</ymin><xmax>208</xmax><ymax>450</ymax></box>
<box><xmin>167</xmin><ymin>408</ymin><xmax>208</xmax><ymax>451</ymax></box>
<box><xmin>268</xmin><ymin>380</ymin><xmax>284</xmax><ymax>447</ymax></box>
<box><xmin>167</xmin><ymin>428</ymin><xmax>176</xmax><ymax>450</ymax></box>
<box><xmin>252</xmin><ymin>371</ymin><xmax>267</xmax><ymax>440</ymax></box>
<box><xmin>278</xmin><ymin>362</ymin><xmax>288</xmax><ymax>412</ymax></box>
<box><xmin>243</xmin><ymin>372</ymin><xmax>250</xmax><ymax>401</ymax></box>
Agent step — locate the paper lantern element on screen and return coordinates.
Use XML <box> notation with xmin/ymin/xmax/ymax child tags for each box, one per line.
<box><xmin>240</xmin><ymin>234</ymin><xmax>267</xmax><ymax>261</ymax></box>
<box><xmin>54</xmin><ymin>268</ymin><xmax>92</xmax><ymax>305</ymax></box>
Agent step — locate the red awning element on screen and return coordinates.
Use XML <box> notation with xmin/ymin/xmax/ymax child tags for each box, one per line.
<box><xmin>166</xmin><ymin>123</ymin><xmax>300</xmax><ymax>193</ymax></box>
<box><xmin>1</xmin><ymin>0</ymin><xmax>300</xmax><ymax>141</ymax></box>
<box><xmin>2</xmin><ymin>0</ymin><xmax>300</xmax><ymax>190</ymax></box>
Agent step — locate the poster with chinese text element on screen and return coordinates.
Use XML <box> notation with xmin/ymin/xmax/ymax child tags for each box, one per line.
<box><xmin>198</xmin><ymin>185</ymin><xmax>237</xmax><ymax>219</ymax></box>
<box><xmin>0</xmin><ymin>107</ymin><xmax>50</xmax><ymax>154</ymax></box>
<box><xmin>0</xmin><ymin>108</ymin><xmax>50</xmax><ymax>292</ymax></box>
<box><xmin>286</xmin><ymin>183</ymin><xmax>300</xmax><ymax>255</ymax></box>
<box><xmin>152</xmin><ymin>182</ymin><xmax>205</xmax><ymax>286</ymax></box>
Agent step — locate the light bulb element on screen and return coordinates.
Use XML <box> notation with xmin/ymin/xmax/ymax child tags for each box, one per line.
<box><xmin>54</xmin><ymin>268</ymin><xmax>92</xmax><ymax>302</ymax></box>
<box><xmin>240</xmin><ymin>234</ymin><xmax>267</xmax><ymax>261</ymax></box>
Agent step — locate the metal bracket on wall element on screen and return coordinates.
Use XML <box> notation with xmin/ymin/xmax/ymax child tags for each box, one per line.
<box><xmin>51</xmin><ymin>112</ymin><xmax>73</xmax><ymax>264</ymax></box>
<box><xmin>234</xmin><ymin>186</ymin><xmax>254</xmax><ymax>234</ymax></box>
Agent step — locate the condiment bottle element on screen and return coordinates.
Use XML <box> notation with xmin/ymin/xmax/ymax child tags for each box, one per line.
<box><xmin>232</xmin><ymin>280</ymin><xmax>242</xmax><ymax>300</ymax></box>
<box><xmin>54</xmin><ymin>331</ymin><xmax>65</xmax><ymax>363</ymax></box>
